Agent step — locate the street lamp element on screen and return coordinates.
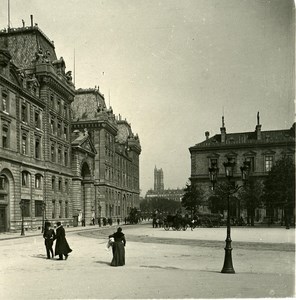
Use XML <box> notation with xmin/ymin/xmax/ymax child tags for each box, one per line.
<box><xmin>19</xmin><ymin>200</ymin><xmax>25</xmax><ymax>236</ymax></box>
<box><xmin>41</xmin><ymin>201</ymin><xmax>46</xmax><ymax>233</ymax></box>
<box><xmin>221</xmin><ymin>158</ymin><xmax>236</xmax><ymax>274</ymax></box>
<box><xmin>209</xmin><ymin>157</ymin><xmax>250</xmax><ymax>274</ymax></box>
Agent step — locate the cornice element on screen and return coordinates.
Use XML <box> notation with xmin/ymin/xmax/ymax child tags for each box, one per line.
<box><xmin>189</xmin><ymin>140</ymin><xmax>295</xmax><ymax>153</ymax></box>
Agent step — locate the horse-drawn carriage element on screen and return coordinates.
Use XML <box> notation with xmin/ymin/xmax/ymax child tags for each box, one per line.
<box><xmin>164</xmin><ymin>212</ymin><xmax>222</xmax><ymax>230</ymax></box>
<box><xmin>164</xmin><ymin>214</ymin><xmax>188</xmax><ymax>231</ymax></box>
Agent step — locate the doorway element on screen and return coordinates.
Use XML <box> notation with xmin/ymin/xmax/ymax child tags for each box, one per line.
<box><xmin>0</xmin><ymin>206</ymin><xmax>7</xmax><ymax>232</ymax></box>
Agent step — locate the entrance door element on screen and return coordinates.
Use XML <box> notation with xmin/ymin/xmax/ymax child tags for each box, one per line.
<box><xmin>0</xmin><ymin>206</ymin><xmax>6</xmax><ymax>232</ymax></box>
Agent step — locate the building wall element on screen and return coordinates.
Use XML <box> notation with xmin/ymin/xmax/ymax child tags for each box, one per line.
<box><xmin>0</xmin><ymin>26</ymin><xmax>75</xmax><ymax>232</ymax></box>
<box><xmin>189</xmin><ymin>120</ymin><xmax>295</xmax><ymax>221</ymax></box>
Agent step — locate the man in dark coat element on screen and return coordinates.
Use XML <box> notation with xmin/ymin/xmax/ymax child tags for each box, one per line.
<box><xmin>43</xmin><ymin>221</ymin><xmax>55</xmax><ymax>259</ymax></box>
<box><xmin>54</xmin><ymin>222</ymin><xmax>72</xmax><ymax>260</ymax></box>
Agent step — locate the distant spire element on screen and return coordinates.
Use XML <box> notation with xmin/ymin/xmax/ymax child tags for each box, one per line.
<box><xmin>222</xmin><ymin>115</ymin><xmax>225</xmax><ymax>128</ymax></box>
<box><xmin>257</xmin><ymin>111</ymin><xmax>260</xmax><ymax>125</ymax></box>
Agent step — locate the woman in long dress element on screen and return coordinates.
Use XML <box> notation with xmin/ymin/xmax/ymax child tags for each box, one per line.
<box><xmin>108</xmin><ymin>227</ymin><xmax>126</xmax><ymax>266</ymax></box>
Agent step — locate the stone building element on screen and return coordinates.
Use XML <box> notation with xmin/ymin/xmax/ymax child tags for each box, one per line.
<box><xmin>0</xmin><ymin>22</ymin><xmax>141</xmax><ymax>232</ymax></box>
<box><xmin>189</xmin><ymin>113</ymin><xmax>295</xmax><ymax>221</ymax></box>
<box><xmin>145</xmin><ymin>188</ymin><xmax>184</xmax><ymax>202</ymax></box>
<box><xmin>71</xmin><ymin>88</ymin><xmax>141</xmax><ymax>225</ymax></box>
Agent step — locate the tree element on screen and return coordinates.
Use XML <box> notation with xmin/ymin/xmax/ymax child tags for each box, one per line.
<box><xmin>262</xmin><ymin>156</ymin><xmax>295</xmax><ymax>227</ymax></box>
<box><xmin>181</xmin><ymin>183</ymin><xmax>204</xmax><ymax>215</ymax></box>
<box><xmin>209</xmin><ymin>181</ymin><xmax>236</xmax><ymax>217</ymax></box>
<box><xmin>140</xmin><ymin>197</ymin><xmax>181</xmax><ymax>215</ymax></box>
<box><xmin>238</xmin><ymin>179</ymin><xmax>263</xmax><ymax>226</ymax></box>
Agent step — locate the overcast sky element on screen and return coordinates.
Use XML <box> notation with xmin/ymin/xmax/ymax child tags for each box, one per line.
<box><xmin>0</xmin><ymin>0</ymin><xmax>294</xmax><ymax>195</ymax></box>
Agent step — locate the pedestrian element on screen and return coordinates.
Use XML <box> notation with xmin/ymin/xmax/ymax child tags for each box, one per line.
<box><xmin>117</xmin><ymin>218</ymin><xmax>120</xmax><ymax>225</ymax></box>
<box><xmin>108</xmin><ymin>227</ymin><xmax>126</xmax><ymax>267</ymax></box>
<box><xmin>43</xmin><ymin>221</ymin><xmax>55</xmax><ymax>259</ymax></box>
<box><xmin>54</xmin><ymin>221</ymin><xmax>72</xmax><ymax>260</ymax></box>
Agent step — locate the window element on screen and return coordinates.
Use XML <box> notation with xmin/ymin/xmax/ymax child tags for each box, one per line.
<box><xmin>2</xmin><ymin>92</ymin><xmax>8</xmax><ymax>112</ymax></box>
<box><xmin>35</xmin><ymin>110</ymin><xmax>41</xmax><ymax>128</ymax></box>
<box><xmin>35</xmin><ymin>136</ymin><xmax>41</xmax><ymax>159</ymax></box>
<box><xmin>52</xmin><ymin>176</ymin><xmax>55</xmax><ymax>190</ymax></box>
<box><xmin>22</xmin><ymin>133</ymin><xmax>27</xmax><ymax>155</ymax></box>
<box><xmin>21</xmin><ymin>199</ymin><xmax>30</xmax><ymax>217</ymax></box>
<box><xmin>57</xmin><ymin>99</ymin><xmax>61</xmax><ymax>114</ymax></box>
<box><xmin>35</xmin><ymin>174</ymin><xmax>42</xmax><ymax>189</ymax></box>
<box><xmin>58</xmin><ymin>147</ymin><xmax>62</xmax><ymax>163</ymax></box>
<box><xmin>58</xmin><ymin>178</ymin><xmax>62</xmax><ymax>191</ymax></box>
<box><xmin>210</xmin><ymin>158</ymin><xmax>218</xmax><ymax>167</ymax></box>
<box><xmin>35</xmin><ymin>200</ymin><xmax>43</xmax><ymax>217</ymax></box>
<box><xmin>64</xmin><ymin>149</ymin><xmax>68</xmax><ymax>166</ymax></box>
<box><xmin>65</xmin><ymin>179</ymin><xmax>68</xmax><ymax>193</ymax></box>
<box><xmin>21</xmin><ymin>102</ymin><xmax>27</xmax><ymax>122</ymax></box>
<box><xmin>50</xmin><ymin>117</ymin><xmax>55</xmax><ymax>134</ymax></box>
<box><xmin>64</xmin><ymin>126</ymin><xmax>67</xmax><ymax>139</ymax></box>
<box><xmin>63</xmin><ymin>104</ymin><xmax>67</xmax><ymax>118</ymax></box>
<box><xmin>0</xmin><ymin>175</ymin><xmax>7</xmax><ymax>190</ymax></box>
<box><xmin>22</xmin><ymin>171</ymin><xmax>29</xmax><ymax>187</ymax></box>
<box><xmin>57</xmin><ymin>122</ymin><xmax>61</xmax><ymax>137</ymax></box>
<box><xmin>2</xmin><ymin>125</ymin><xmax>9</xmax><ymax>148</ymax></box>
<box><xmin>265</xmin><ymin>156</ymin><xmax>274</xmax><ymax>172</ymax></box>
<box><xmin>59</xmin><ymin>201</ymin><xmax>62</xmax><ymax>218</ymax></box>
<box><xmin>50</xmin><ymin>94</ymin><xmax>54</xmax><ymax>108</ymax></box>
<box><xmin>51</xmin><ymin>143</ymin><xmax>56</xmax><ymax>162</ymax></box>
<box><xmin>245</xmin><ymin>157</ymin><xmax>255</xmax><ymax>172</ymax></box>
<box><xmin>52</xmin><ymin>200</ymin><xmax>56</xmax><ymax>219</ymax></box>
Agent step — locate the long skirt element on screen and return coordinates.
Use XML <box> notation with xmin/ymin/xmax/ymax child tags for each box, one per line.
<box><xmin>111</xmin><ymin>242</ymin><xmax>125</xmax><ymax>266</ymax></box>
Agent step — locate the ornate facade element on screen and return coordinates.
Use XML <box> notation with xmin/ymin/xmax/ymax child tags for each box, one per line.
<box><xmin>71</xmin><ymin>89</ymin><xmax>141</xmax><ymax>226</ymax></box>
<box><xmin>0</xmin><ymin>23</ymin><xmax>141</xmax><ymax>232</ymax></box>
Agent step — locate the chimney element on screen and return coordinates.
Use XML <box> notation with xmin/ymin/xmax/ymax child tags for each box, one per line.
<box><xmin>205</xmin><ymin>131</ymin><xmax>210</xmax><ymax>140</ymax></box>
<box><xmin>256</xmin><ymin>111</ymin><xmax>262</xmax><ymax>140</ymax></box>
<box><xmin>220</xmin><ymin>116</ymin><xmax>226</xmax><ymax>143</ymax></box>
<box><xmin>30</xmin><ymin>15</ymin><xmax>33</xmax><ymax>27</ymax></box>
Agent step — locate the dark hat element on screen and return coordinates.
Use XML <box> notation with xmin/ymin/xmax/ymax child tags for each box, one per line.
<box><xmin>117</xmin><ymin>227</ymin><xmax>122</xmax><ymax>232</ymax></box>
<box><xmin>56</xmin><ymin>221</ymin><xmax>62</xmax><ymax>226</ymax></box>
<box><xmin>45</xmin><ymin>221</ymin><xmax>51</xmax><ymax>227</ymax></box>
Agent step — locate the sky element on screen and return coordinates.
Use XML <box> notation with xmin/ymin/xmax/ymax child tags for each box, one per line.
<box><xmin>0</xmin><ymin>0</ymin><xmax>294</xmax><ymax>195</ymax></box>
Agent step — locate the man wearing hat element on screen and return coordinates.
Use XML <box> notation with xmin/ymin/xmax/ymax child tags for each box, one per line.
<box><xmin>43</xmin><ymin>221</ymin><xmax>55</xmax><ymax>259</ymax></box>
<box><xmin>54</xmin><ymin>222</ymin><xmax>72</xmax><ymax>260</ymax></box>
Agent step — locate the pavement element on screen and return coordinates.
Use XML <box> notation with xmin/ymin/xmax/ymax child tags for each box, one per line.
<box><xmin>0</xmin><ymin>222</ymin><xmax>295</xmax><ymax>299</ymax></box>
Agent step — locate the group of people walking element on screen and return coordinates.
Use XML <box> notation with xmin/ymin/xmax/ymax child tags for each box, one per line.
<box><xmin>43</xmin><ymin>222</ymin><xmax>126</xmax><ymax>267</ymax></box>
<box><xmin>43</xmin><ymin>221</ymin><xmax>72</xmax><ymax>260</ymax></box>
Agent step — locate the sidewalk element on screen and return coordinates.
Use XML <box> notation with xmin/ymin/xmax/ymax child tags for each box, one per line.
<box><xmin>0</xmin><ymin>224</ymin><xmax>118</xmax><ymax>241</ymax></box>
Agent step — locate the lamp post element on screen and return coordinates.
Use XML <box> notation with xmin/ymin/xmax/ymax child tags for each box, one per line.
<box><xmin>209</xmin><ymin>158</ymin><xmax>250</xmax><ymax>274</ymax></box>
<box><xmin>41</xmin><ymin>201</ymin><xmax>46</xmax><ymax>233</ymax></box>
<box><xmin>19</xmin><ymin>200</ymin><xmax>25</xmax><ymax>236</ymax></box>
